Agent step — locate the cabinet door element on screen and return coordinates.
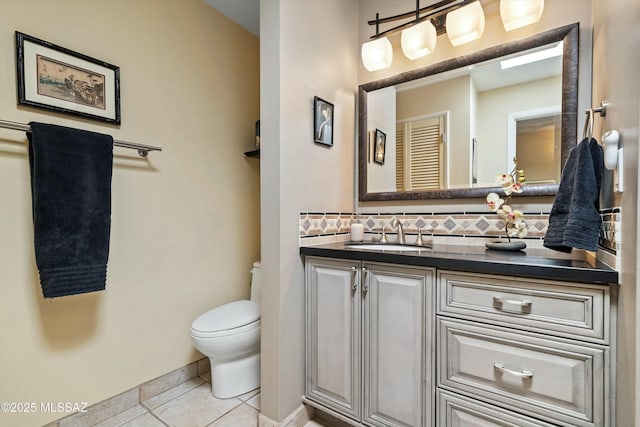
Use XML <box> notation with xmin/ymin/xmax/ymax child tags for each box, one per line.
<box><xmin>363</xmin><ymin>263</ymin><xmax>435</xmax><ymax>427</ymax></box>
<box><xmin>305</xmin><ymin>257</ymin><xmax>361</xmax><ymax>420</ymax></box>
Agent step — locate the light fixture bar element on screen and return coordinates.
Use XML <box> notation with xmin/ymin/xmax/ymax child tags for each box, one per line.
<box><xmin>367</xmin><ymin>0</ymin><xmax>472</xmax><ymax>40</ymax></box>
<box><xmin>367</xmin><ymin>0</ymin><xmax>459</xmax><ymax>26</ymax></box>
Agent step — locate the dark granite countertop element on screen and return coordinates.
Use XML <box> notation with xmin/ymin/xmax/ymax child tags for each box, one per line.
<box><xmin>300</xmin><ymin>241</ymin><xmax>618</xmax><ymax>285</ymax></box>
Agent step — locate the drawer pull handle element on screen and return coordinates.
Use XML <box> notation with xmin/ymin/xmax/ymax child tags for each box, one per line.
<box><xmin>493</xmin><ymin>296</ymin><xmax>532</xmax><ymax>308</ymax></box>
<box><xmin>494</xmin><ymin>363</ymin><xmax>533</xmax><ymax>379</ymax></box>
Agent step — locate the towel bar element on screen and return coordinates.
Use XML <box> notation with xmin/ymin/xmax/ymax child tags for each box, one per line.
<box><xmin>0</xmin><ymin>119</ymin><xmax>162</xmax><ymax>157</ymax></box>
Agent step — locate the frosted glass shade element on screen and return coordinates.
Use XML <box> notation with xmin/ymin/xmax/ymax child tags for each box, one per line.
<box><xmin>500</xmin><ymin>0</ymin><xmax>544</xmax><ymax>31</ymax></box>
<box><xmin>361</xmin><ymin>37</ymin><xmax>393</xmax><ymax>71</ymax></box>
<box><xmin>401</xmin><ymin>20</ymin><xmax>437</xmax><ymax>60</ymax></box>
<box><xmin>446</xmin><ymin>1</ymin><xmax>485</xmax><ymax>47</ymax></box>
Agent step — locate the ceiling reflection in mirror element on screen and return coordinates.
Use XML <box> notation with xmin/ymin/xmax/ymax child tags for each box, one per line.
<box><xmin>358</xmin><ymin>24</ymin><xmax>579</xmax><ymax>201</ymax></box>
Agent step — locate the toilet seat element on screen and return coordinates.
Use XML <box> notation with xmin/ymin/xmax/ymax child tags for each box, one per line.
<box><xmin>191</xmin><ymin>300</ymin><xmax>260</xmax><ymax>338</ymax></box>
<box><xmin>191</xmin><ymin>319</ymin><xmax>260</xmax><ymax>339</ymax></box>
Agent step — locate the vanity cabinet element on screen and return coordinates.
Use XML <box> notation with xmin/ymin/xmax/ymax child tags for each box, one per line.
<box><xmin>305</xmin><ymin>256</ymin><xmax>435</xmax><ymax>427</ymax></box>
<box><xmin>436</xmin><ymin>270</ymin><xmax>614</xmax><ymax>427</ymax></box>
<box><xmin>301</xmin><ymin>245</ymin><xmax>617</xmax><ymax>427</ymax></box>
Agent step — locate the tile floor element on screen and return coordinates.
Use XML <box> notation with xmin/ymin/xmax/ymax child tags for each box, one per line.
<box><xmin>85</xmin><ymin>372</ymin><xmax>327</xmax><ymax>427</ymax></box>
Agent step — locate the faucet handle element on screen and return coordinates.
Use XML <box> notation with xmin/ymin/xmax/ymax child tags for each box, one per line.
<box><xmin>416</xmin><ymin>227</ymin><xmax>424</xmax><ymax>246</ymax></box>
<box><xmin>379</xmin><ymin>224</ymin><xmax>388</xmax><ymax>244</ymax></box>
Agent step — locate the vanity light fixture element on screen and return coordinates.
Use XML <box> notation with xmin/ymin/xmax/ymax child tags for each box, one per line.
<box><xmin>446</xmin><ymin>1</ymin><xmax>485</xmax><ymax>47</ymax></box>
<box><xmin>362</xmin><ymin>37</ymin><xmax>393</xmax><ymax>72</ymax></box>
<box><xmin>500</xmin><ymin>0</ymin><xmax>545</xmax><ymax>32</ymax></box>
<box><xmin>401</xmin><ymin>20</ymin><xmax>437</xmax><ymax>60</ymax></box>
<box><xmin>362</xmin><ymin>0</ymin><xmax>545</xmax><ymax>72</ymax></box>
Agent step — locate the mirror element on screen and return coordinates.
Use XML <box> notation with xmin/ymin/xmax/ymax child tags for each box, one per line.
<box><xmin>358</xmin><ymin>23</ymin><xmax>579</xmax><ymax>201</ymax></box>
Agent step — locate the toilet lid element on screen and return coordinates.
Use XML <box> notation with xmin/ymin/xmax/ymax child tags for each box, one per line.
<box><xmin>192</xmin><ymin>300</ymin><xmax>260</xmax><ymax>333</ymax></box>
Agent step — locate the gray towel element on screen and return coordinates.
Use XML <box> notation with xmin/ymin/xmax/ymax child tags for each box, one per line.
<box><xmin>544</xmin><ymin>138</ymin><xmax>603</xmax><ymax>253</ymax></box>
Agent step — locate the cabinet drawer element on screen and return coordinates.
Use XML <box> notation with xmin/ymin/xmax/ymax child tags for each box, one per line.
<box><xmin>438</xmin><ymin>318</ymin><xmax>607</xmax><ymax>427</ymax></box>
<box><xmin>437</xmin><ymin>271</ymin><xmax>609</xmax><ymax>343</ymax></box>
<box><xmin>437</xmin><ymin>390</ymin><xmax>556</xmax><ymax>427</ymax></box>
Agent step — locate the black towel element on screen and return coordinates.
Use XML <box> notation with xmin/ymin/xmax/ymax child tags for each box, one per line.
<box><xmin>544</xmin><ymin>138</ymin><xmax>603</xmax><ymax>253</ymax></box>
<box><xmin>27</xmin><ymin>122</ymin><xmax>113</xmax><ymax>298</ymax></box>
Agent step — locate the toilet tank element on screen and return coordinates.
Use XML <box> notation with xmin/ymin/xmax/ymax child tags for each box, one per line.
<box><xmin>250</xmin><ymin>261</ymin><xmax>261</xmax><ymax>304</ymax></box>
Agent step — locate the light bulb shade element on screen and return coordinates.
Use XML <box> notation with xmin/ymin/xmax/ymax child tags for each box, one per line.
<box><xmin>446</xmin><ymin>1</ymin><xmax>485</xmax><ymax>47</ymax></box>
<box><xmin>401</xmin><ymin>20</ymin><xmax>437</xmax><ymax>60</ymax></box>
<box><xmin>500</xmin><ymin>0</ymin><xmax>544</xmax><ymax>31</ymax></box>
<box><xmin>361</xmin><ymin>37</ymin><xmax>393</xmax><ymax>71</ymax></box>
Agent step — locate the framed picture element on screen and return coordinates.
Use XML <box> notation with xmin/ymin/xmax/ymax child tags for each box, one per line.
<box><xmin>374</xmin><ymin>128</ymin><xmax>386</xmax><ymax>165</ymax></box>
<box><xmin>16</xmin><ymin>31</ymin><xmax>121</xmax><ymax>124</ymax></box>
<box><xmin>313</xmin><ymin>96</ymin><xmax>333</xmax><ymax>146</ymax></box>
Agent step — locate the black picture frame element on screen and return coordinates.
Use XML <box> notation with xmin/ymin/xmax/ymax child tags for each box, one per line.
<box><xmin>373</xmin><ymin>128</ymin><xmax>386</xmax><ymax>165</ymax></box>
<box><xmin>313</xmin><ymin>96</ymin><xmax>333</xmax><ymax>146</ymax></box>
<box><xmin>15</xmin><ymin>31</ymin><xmax>121</xmax><ymax>125</ymax></box>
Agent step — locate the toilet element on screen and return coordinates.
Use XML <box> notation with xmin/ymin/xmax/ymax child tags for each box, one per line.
<box><xmin>191</xmin><ymin>261</ymin><xmax>261</xmax><ymax>398</ymax></box>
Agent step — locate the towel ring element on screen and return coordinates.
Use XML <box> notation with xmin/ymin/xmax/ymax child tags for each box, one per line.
<box><xmin>582</xmin><ymin>101</ymin><xmax>610</xmax><ymax>141</ymax></box>
<box><xmin>582</xmin><ymin>108</ymin><xmax>594</xmax><ymax>140</ymax></box>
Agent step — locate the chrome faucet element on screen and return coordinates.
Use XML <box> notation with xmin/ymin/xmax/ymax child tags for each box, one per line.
<box><xmin>391</xmin><ymin>218</ymin><xmax>405</xmax><ymax>244</ymax></box>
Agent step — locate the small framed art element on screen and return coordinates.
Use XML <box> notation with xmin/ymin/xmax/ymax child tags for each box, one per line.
<box><xmin>16</xmin><ymin>31</ymin><xmax>121</xmax><ymax>124</ymax></box>
<box><xmin>373</xmin><ymin>128</ymin><xmax>386</xmax><ymax>165</ymax></box>
<box><xmin>313</xmin><ymin>96</ymin><xmax>333</xmax><ymax>146</ymax></box>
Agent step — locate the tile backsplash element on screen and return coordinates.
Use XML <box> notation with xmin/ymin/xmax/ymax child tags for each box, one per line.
<box><xmin>299</xmin><ymin>211</ymin><xmax>549</xmax><ymax>243</ymax></box>
<box><xmin>299</xmin><ymin>212</ymin><xmax>355</xmax><ymax>237</ymax></box>
<box><xmin>599</xmin><ymin>207</ymin><xmax>621</xmax><ymax>254</ymax></box>
<box><xmin>299</xmin><ymin>208</ymin><xmax>622</xmax><ymax>257</ymax></box>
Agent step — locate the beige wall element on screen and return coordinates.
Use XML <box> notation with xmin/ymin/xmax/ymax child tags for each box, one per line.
<box><xmin>591</xmin><ymin>0</ymin><xmax>640</xmax><ymax>424</ymax></box>
<box><xmin>476</xmin><ymin>75</ymin><xmax>561</xmax><ymax>184</ymax></box>
<box><xmin>260</xmin><ymin>0</ymin><xmax>358</xmax><ymax>421</ymax></box>
<box><xmin>397</xmin><ymin>76</ymin><xmax>472</xmax><ymax>187</ymax></box>
<box><xmin>0</xmin><ymin>1</ymin><xmax>260</xmax><ymax>425</ymax></box>
<box><xmin>367</xmin><ymin>87</ymin><xmax>397</xmax><ymax>193</ymax></box>
<box><xmin>357</xmin><ymin>0</ymin><xmax>593</xmax><ymax>212</ymax></box>
<box><xmin>516</xmin><ymin>127</ymin><xmax>559</xmax><ymax>183</ymax></box>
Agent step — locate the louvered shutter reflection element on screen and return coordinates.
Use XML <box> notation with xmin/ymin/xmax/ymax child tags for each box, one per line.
<box><xmin>401</xmin><ymin>117</ymin><xmax>443</xmax><ymax>190</ymax></box>
<box><xmin>396</xmin><ymin>126</ymin><xmax>405</xmax><ymax>191</ymax></box>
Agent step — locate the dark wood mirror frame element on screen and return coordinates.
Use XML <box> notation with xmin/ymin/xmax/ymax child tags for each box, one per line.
<box><xmin>358</xmin><ymin>23</ymin><xmax>579</xmax><ymax>201</ymax></box>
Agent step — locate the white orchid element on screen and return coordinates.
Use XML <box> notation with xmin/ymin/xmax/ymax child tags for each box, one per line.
<box><xmin>497</xmin><ymin>205</ymin><xmax>524</xmax><ymax>224</ymax></box>
<box><xmin>508</xmin><ymin>221</ymin><xmax>528</xmax><ymax>238</ymax></box>
<box><xmin>495</xmin><ymin>173</ymin><xmax>513</xmax><ymax>186</ymax></box>
<box><xmin>486</xmin><ymin>192</ymin><xmax>504</xmax><ymax>211</ymax></box>
<box><xmin>486</xmin><ymin>159</ymin><xmax>528</xmax><ymax>242</ymax></box>
<box><xmin>510</xmin><ymin>182</ymin><xmax>524</xmax><ymax>194</ymax></box>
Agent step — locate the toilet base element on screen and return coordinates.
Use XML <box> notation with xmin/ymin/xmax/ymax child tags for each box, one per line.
<box><xmin>210</xmin><ymin>353</ymin><xmax>260</xmax><ymax>398</ymax></box>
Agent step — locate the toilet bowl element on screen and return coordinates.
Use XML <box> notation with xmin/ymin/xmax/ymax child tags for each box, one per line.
<box><xmin>191</xmin><ymin>262</ymin><xmax>261</xmax><ymax>398</ymax></box>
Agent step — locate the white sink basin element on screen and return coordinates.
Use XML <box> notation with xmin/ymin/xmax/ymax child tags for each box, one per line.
<box><xmin>346</xmin><ymin>244</ymin><xmax>428</xmax><ymax>251</ymax></box>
